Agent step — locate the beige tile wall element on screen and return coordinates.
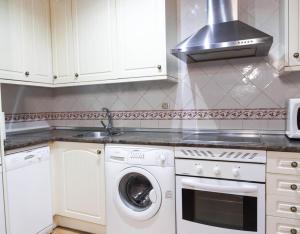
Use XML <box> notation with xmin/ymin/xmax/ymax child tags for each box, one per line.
<box><xmin>1</xmin><ymin>0</ymin><xmax>299</xmax><ymax>131</ymax></box>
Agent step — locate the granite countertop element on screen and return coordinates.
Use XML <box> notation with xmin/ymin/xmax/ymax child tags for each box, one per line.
<box><xmin>4</xmin><ymin>128</ymin><xmax>300</xmax><ymax>153</ymax></box>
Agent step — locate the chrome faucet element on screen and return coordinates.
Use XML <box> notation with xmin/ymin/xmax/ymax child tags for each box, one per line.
<box><xmin>101</xmin><ymin>108</ymin><xmax>113</xmax><ymax>136</ymax></box>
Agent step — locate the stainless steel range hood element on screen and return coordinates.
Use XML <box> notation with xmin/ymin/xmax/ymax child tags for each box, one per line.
<box><xmin>172</xmin><ymin>0</ymin><xmax>273</xmax><ymax>63</ymax></box>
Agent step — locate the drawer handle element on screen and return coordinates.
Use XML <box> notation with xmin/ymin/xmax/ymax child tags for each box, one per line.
<box><xmin>97</xmin><ymin>149</ymin><xmax>102</xmax><ymax>155</ymax></box>
<box><xmin>294</xmin><ymin>52</ymin><xmax>300</xmax><ymax>58</ymax></box>
<box><xmin>291</xmin><ymin>162</ymin><xmax>298</xmax><ymax>168</ymax></box>
<box><xmin>291</xmin><ymin>184</ymin><xmax>298</xmax><ymax>191</ymax></box>
<box><xmin>291</xmin><ymin>206</ymin><xmax>298</xmax><ymax>213</ymax></box>
<box><xmin>291</xmin><ymin>229</ymin><xmax>298</xmax><ymax>234</ymax></box>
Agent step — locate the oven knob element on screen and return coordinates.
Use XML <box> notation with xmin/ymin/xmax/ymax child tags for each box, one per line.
<box><xmin>195</xmin><ymin>165</ymin><xmax>203</xmax><ymax>174</ymax></box>
<box><xmin>232</xmin><ymin>168</ymin><xmax>240</xmax><ymax>177</ymax></box>
<box><xmin>213</xmin><ymin>166</ymin><xmax>221</xmax><ymax>176</ymax></box>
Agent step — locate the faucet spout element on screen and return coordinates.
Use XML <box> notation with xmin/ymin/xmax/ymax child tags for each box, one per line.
<box><xmin>102</xmin><ymin>108</ymin><xmax>113</xmax><ymax>136</ymax></box>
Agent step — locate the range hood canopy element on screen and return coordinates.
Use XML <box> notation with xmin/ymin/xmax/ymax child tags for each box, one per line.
<box><xmin>172</xmin><ymin>0</ymin><xmax>273</xmax><ymax>63</ymax></box>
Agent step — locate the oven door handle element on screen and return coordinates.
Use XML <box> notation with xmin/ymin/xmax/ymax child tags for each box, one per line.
<box><xmin>181</xmin><ymin>179</ymin><xmax>258</xmax><ymax>194</ymax></box>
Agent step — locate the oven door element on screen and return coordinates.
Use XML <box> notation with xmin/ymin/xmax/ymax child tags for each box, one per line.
<box><xmin>176</xmin><ymin>176</ymin><xmax>265</xmax><ymax>234</ymax></box>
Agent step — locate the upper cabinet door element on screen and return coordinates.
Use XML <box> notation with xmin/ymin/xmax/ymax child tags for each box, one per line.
<box><xmin>288</xmin><ymin>0</ymin><xmax>300</xmax><ymax>67</ymax></box>
<box><xmin>116</xmin><ymin>0</ymin><xmax>167</xmax><ymax>78</ymax></box>
<box><xmin>72</xmin><ymin>0</ymin><xmax>115</xmax><ymax>82</ymax></box>
<box><xmin>30</xmin><ymin>0</ymin><xmax>53</xmax><ymax>84</ymax></box>
<box><xmin>284</xmin><ymin>0</ymin><xmax>300</xmax><ymax>71</ymax></box>
<box><xmin>21</xmin><ymin>0</ymin><xmax>35</xmax><ymax>81</ymax></box>
<box><xmin>51</xmin><ymin>0</ymin><xmax>75</xmax><ymax>84</ymax></box>
<box><xmin>0</xmin><ymin>0</ymin><xmax>52</xmax><ymax>84</ymax></box>
<box><xmin>22</xmin><ymin>0</ymin><xmax>53</xmax><ymax>84</ymax></box>
<box><xmin>0</xmin><ymin>0</ymin><xmax>24</xmax><ymax>81</ymax></box>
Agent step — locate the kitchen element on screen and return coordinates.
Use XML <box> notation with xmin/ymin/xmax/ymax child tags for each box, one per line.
<box><xmin>0</xmin><ymin>0</ymin><xmax>300</xmax><ymax>234</ymax></box>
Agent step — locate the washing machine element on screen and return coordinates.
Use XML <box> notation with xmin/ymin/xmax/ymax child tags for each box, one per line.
<box><xmin>105</xmin><ymin>145</ymin><xmax>175</xmax><ymax>234</ymax></box>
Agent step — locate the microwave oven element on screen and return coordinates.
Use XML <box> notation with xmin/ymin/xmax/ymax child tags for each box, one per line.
<box><xmin>286</xmin><ymin>98</ymin><xmax>300</xmax><ymax>139</ymax></box>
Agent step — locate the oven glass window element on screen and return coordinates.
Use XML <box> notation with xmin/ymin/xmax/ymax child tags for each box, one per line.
<box><xmin>182</xmin><ymin>189</ymin><xmax>257</xmax><ymax>231</ymax></box>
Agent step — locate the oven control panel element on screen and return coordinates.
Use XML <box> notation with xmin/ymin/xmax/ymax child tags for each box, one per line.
<box><xmin>175</xmin><ymin>147</ymin><xmax>266</xmax><ymax>163</ymax></box>
<box><xmin>175</xmin><ymin>159</ymin><xmax>266</xmax><ymax>182</ymax></box>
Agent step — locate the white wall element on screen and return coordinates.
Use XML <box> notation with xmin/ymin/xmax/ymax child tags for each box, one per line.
<box><xmin>2</xmin><ymin>84</ymin><xmax>53</xmax><ymax>132</ymax></box>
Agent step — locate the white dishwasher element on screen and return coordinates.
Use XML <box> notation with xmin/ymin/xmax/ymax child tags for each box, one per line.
<box><xmin>0</xmin><ymin>165</ymin><xmax>6</xmax><ymax>234</ymax></box>
<box><xmin>5</xmin><ymin>146</ymin><xmax>53</xmax><ymax>234</ymax></box>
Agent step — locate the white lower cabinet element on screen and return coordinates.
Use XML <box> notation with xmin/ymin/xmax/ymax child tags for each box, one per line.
<box><xmin>267</xmin><ymin>216</ymin><xmax>300</xmax><ymax>234</ymax></box>
<box><xmin>267</xmin><ymin>151</ymin><xmax>300</xmax><ymax>234</ymax></box>
<box><xmin>52</xmin><ymin>142</ymin><xmax>106</xmax><ymax>225</ymax></box>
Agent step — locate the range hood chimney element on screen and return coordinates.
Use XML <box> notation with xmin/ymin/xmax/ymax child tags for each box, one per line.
<box><xmin>172</xmin><ymin>0</ymin><xmax>273</xmax><ymax>63</ymax></box>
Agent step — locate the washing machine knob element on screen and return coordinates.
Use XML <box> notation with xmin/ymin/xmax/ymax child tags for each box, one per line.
<box><xmin>213</xmin><ymin>166</ymin><xmax>221</xmax><ymax>176</ymax></box>
<box><xmin>160</xmin><ymin>154</ymin><xmax>166</xmax><ymax>164</ymax></box>
<box><xmin>195</xmin><ymin>165</ymin><xmax>203</xmax><ymax>174</ymax></box>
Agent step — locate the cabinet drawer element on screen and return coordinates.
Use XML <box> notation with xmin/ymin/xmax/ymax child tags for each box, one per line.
<box><xmin>267</xmin><ymin>195</ymin><xmax>300</xmax><ymax>219</ymax></box>
<box><xmin>267</xmin><ymin>174</ymin><xmax>300</xmax><ymax>197</ymax></box>
<box><xmin>267</xmin><ymin>216</ymin><xmax>300</xmax><ymax>234</ymax></box>
<box><xmin>267</xmin><ymin>152</ymin><xmax>300</xmax><ymax>175</ymax></box>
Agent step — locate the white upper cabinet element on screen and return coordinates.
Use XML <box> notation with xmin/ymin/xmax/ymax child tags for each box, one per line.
<box><xmin>0</xmin><ymin>0</ymin><xmax>53</xmax><ymax>85</ymax></box>
<box><xmin>0</xmin><ymin>0</ymin><xmax>177</xmax><ymax>87</ymax></box>
<box><xmin>285</xmin><ymin>0</ymin><xmax>300</xmax><ymax>71</ymax></box>
<box><xmin>51</xmin><ymin>0</ymin><xmax>75</xmax><ymax>83</ymax></box>
<box><xmin>116</xmin><ymin>0</ymin><xmax>167</xmax><ymax>78</ymax></box>
<box><xmin>52</xmin><ymin>0</ymin><xmax>115</xmax><ymax>84</ymax></box>
<box><xmin>72</xmin><ymin>0</ymin><xmax>115</xmax><ymax>83</ymax></box>
<box><xmin>30</xmin><ymin>0</ymin><xmax>53</xmax><ymax>83</ymax></box>
<box><xmin>0</xmin><ymin>0</ymin><xmax>24</xmax><ymax>81</ymax></box>
<box><xmin>52</xmin><ymin>0</ymin><xmax>178</xmax><ymax>86</ymax></box>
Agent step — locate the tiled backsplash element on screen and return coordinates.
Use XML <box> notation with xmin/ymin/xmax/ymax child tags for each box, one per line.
<box><xmin>1</xmin><ymin>0</ymin><xmax>299</xmax><ymax>131</ymax></box>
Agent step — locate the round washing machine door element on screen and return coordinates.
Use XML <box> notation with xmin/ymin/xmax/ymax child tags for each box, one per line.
<box><xmin>114</xmin><ymin>167</ymin><xmax>162</xmax><ymax>221</ymax></box>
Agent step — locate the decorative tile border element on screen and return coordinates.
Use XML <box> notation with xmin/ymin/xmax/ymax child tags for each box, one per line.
<box><xmin>5</xmin><ymin>108</ymin><xmax>286</xmax><ymax>123</ymax></box>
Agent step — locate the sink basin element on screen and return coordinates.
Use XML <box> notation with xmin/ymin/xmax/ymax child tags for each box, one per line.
<box><xmin>75</xmin><ymin>131</ymin><xmax>123</xmax><ymax>139</ymax></box>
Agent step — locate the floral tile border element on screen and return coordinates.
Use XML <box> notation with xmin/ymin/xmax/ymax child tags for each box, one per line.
<box><xmin>5</xmin><ymin>108</ymin><xmax>286</xmax><ymax>123</ymax></box>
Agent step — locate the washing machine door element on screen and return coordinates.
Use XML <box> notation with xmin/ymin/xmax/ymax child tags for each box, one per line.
<box><xmin>114</xmin><ymin>167</ymin><xmax>162</xmax><ymax>221</ymax></box>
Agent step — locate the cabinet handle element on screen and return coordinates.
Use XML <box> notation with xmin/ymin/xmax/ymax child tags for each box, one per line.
<box><xmin>291</xmin><ymin>184</ymin><xmax>298</xmax><ymax>191</ymax></box>
<box><xmin>291</xmin><ymin>162</ymin><xmax>298</xmax><ymax>168</ymax></box>
<box><xmin>97</xmin><ymin>149</ymin><xmax>102</xmax><ymax>155</ymax></box>
<box><xmin>290</xmin><ymin>206</ymin><xmax>298</xmax><ymax>213</ymax></box>
<box><xmin>25</xmin><ymin>71</ymin><xmax>30</xmax><ymax>76</ymax></box>
<box><xmin>294</xmin><ymin>53</ymin><xmax>300</xmax><ymax>58</ymax></box>
<box><xmin>75</xmin><ymin>73</ymin><xmax>79</xmax><ymax>79</ymax></box>
<box><xmin>157</xmin><ymin>65</ymin><xmax>162</xmax><ymax>70</ymax></box>
<box><xmin>291</xmin><ymin>229</ymin><xmax>298</xmax><ymax>234</ymax></box>
<box><xmin>53</xmin><ymin>75</ymin><xmax>58</xmax><ymax>80</ymax></box>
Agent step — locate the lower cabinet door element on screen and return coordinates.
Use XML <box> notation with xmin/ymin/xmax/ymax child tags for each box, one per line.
<box><xmin>267</xmin><ymin>194</ymin><xmax>300</xmax><ymax>220</ymax></box>
<box><xmin>52</xmin><ymin>142</ymin><xmax>106</xmax><ymax>225</ymax></box>
<box><xmin>267</xmin><ymin>216</ymin><xmax>300</xmax><ymax>234</ymax></box>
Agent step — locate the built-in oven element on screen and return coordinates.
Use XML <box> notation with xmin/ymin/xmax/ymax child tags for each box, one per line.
<box><xmin>175</xmin><ymin>147</ymin><xmax>266</xmax><ymax>234</ymax></box>
<box><xmin>176</xmin><ymin>176</ymin><xmax>265</xmax><ymax>234</ymax></box>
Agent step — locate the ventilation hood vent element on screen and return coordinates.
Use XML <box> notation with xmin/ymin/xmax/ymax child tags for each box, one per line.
<box><xmin>172</xmin><ymin>0</ymin><xmax>273</xmax><ymax>63</ymax></box>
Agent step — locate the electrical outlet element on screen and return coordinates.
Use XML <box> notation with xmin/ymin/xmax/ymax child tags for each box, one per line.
<box><xmin>161</xmin><ymin>102</ymin><xmax>170</xmax><ymax>110</ymax></box>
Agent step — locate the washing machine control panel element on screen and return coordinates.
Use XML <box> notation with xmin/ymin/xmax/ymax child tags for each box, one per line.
<box><xmin>130</xmin><ymin>151</ymin><xmax>145</xmax><ymax>159</ymax></box>
<box><xmin>106</xmin><ymin>146</ymin><xmax>174</xmax><ymax>167</ymax></box>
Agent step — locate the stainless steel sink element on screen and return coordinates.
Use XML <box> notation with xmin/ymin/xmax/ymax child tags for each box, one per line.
<box><xmin>75</xmin><ymin>131</ymin><xmax>123</xmax><ymax>139</ymax></box>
